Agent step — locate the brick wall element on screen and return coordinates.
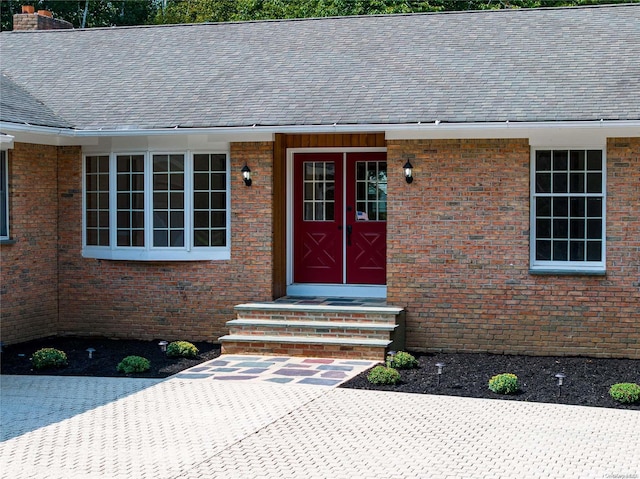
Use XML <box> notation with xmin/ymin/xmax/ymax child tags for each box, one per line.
<box><xmin>55</xmin><ymin>142</ymin><xmax>274</xmax><ymax>342</ymax></box>
<box><xmin>0</xmin><ymin>143</ymin><xmax>62</xmax><ymax>344</ymax></box>
<box><xmin>387</xmin><ymin>138</ymin><xmax>640</xmax><ymax>359</ymax></box>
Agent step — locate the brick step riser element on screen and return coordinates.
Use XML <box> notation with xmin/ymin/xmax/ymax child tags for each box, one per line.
<box><xmin>227</xmin><ymin>325</ymin><xmax>392</xmax><ymax>341</ymax></box>
<box><xmin>236</xmin><ymin>311</ymin><xmax>398</xmax><ymax>325</ymax></box>
<box><xmin>221</xmin><ymin>341</ymin><xmax>386</xmax><ymax>360</ymax></box>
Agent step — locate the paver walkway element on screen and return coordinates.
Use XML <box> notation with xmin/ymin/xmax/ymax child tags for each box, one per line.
<box><xmin>174</xmin><ymin>355</ymin><xmax>377</xmax><ymax>387</ymax></box>
<box><xmin>1</xmin><ymin>366</ymin><xmax>639</xmax><ymax>478</ymax></box>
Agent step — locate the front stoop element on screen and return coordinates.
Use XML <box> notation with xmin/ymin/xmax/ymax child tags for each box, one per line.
<box><xmin>218</xmin><ymin>303</ymin><xmax>405</xmax><ymax>361</ymax></box>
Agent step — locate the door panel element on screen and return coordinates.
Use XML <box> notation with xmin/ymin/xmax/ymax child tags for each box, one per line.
<box><xmin>293</xmin><ymin>154</ymin><xmax>343</xmax><ymax>283</ymax></box>
<box><xmin>346</xmin><ymin>153</ymin><xmax>387</xmax><ymax>284</ymax></box>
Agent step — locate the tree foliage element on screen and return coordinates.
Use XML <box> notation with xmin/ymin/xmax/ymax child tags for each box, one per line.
<box><xmin>1</xmin><ymin>0</ymin><xmax>157</xmax><ymax>31</ymax></box>
<box><xmin>1</xmin><ymin>0</ymin><xmax>633</xmax><ymax>31</ymax></box>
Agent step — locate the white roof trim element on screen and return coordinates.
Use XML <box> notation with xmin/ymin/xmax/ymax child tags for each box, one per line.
<box><xmin>0</xmin><ymin>133</ymin><xmax>15</xmax><ymax>149</ymax></box>
<box><xmin>1</xmin><ymin>119</ymin><xmax>639</xmax><ymax>139</ymax></box>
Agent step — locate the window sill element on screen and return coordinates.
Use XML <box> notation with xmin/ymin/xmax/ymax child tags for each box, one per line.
<box><xmin>529</xmin><ymin>269</ymin><xmax>606</xmax><ymax>276</ymax></box>
<box><xmin>0</xmin><ymin>238</ymin><xmax>16</xmax><ymax>245</ymax></box>
<box><xmin>82</xmin><ymin>248</ymin><xmax>230</xmax><ymax>262</ymax></box>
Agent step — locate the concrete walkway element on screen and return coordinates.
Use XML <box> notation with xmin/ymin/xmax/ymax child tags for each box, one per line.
<box><xmin>1</xmin><ymin>370</ymin><xmax>639</xmax><ymax>478</ymax></box>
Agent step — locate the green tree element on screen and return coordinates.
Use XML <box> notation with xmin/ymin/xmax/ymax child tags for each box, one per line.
<box><xmin>1</xmin><ymin>0</ymin><xmax>157</xmax><ymax>31</ymax></box>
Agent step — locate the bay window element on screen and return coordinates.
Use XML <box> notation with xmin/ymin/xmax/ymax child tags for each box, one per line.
<box><xmin>83</xmin><ymin>152</ymin><xmax>229</xmax><ymax>261</ymax></box>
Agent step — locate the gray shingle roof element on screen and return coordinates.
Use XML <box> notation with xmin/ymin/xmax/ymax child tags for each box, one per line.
<box><xmin>0</xmin><ymin>74</ymin><xmax>71</xmax><ymax>128</ymax></box>
<box><xmin>1</xmin><ymin>4</ymin><xmax>639</xmax><ymax>130</ymax></box>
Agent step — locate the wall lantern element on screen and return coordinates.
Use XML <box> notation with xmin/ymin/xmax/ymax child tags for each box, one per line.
<box><xmin>241</xmin><ymin>164</ymin><xmax>252</xmax><ymax>186</ymax></box>
<box><xmin>403</xmin><ymin>160</ymin><xmax>414</xmax><ymax>184</ymax></box>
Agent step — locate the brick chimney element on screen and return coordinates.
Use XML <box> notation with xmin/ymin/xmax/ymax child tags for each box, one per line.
<box><xmin>13</xmin><ymin>6</ymin><xmax>73</xmax><ymax>31</ymax></box>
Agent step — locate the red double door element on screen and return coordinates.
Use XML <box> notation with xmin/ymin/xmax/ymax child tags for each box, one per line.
<box><xmin>293</xmin><ymin>152</ymin><xmax>387</xmax><ymax>285</ymax></box>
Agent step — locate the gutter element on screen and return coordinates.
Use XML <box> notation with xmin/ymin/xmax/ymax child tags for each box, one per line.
<box><xmin>1</xmin><ymin>119</ymin><xmax>639</xmax><ymax>137</ymax></box>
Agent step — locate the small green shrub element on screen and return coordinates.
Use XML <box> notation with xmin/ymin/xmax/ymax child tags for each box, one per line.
<box><xmin>117</xmin><ymin>355</ymin><xmax>150</xmax><ymax>374</ymax></box>
<box><xmin>166</xmin><ymin>341</ymin><xmax>199</xmax><ymax>358</ymax></box>
<box><xmin>609</xmin><ymin>383</ymin><xmax>640</xmax><ymax>404</ymax></box>
<box><xmin>388</xmin><ymin>351</ymin><xmax>418</xmax><ymax>370</ymax></box>
<box><xmin>367</xmin><ymin>365</ymin><xmax>401</xmax><ymax>385</ymax></box>
<box><xmin>488</xmin><ymin>373</ymin><xmax>519</xmax><ymax>395</ymax></box>
<box><xmin>31</xmin><ymin>348</ymin><xmax>68</xmax><ymax>370</ymax></box>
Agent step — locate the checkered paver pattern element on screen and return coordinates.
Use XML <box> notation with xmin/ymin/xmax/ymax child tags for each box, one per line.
<box><xmin>173</xmin><ymin>355</ymin><xmax>378</xmax><ymax>387</ymax></box>
<box><xmin>1</xmin><ymin>373</ymin><xmax>639</xmax><ymax>478</ymax></box>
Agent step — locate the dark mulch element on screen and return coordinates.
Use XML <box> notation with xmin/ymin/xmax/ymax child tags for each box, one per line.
<box><xmin>340</xmin><ymin>352</ymin><xmax>640</xmax><ymax>410</ymax></box>
<box><xmin>2</xmin><ymin>337</ymin><xmax>638</xmax><ymax>409</ymax></box>
<box><xmin>0</xmin><ymin>336</ymin><xmax>220</xmax><ymax>379</ymax></box>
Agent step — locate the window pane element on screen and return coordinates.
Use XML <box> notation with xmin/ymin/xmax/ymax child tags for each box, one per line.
<box><xmin>194</xmin><ymin>154</ymin><xmax>209</xmax><ymax>172</ymax></box>
<box><xmin>587</xmin><ymin>150</ymin><xmax>602</xmax><ymax>170</ymax></box>
<box><xmin>553</xmin><ymin>219</ymin><xmax>568</xmax><ymax>238</ymax></box>
<box><xmin>194</xmin><ymin>211</ymin><xmax>209</xmax><ymax>228</ymax></box>
<box><xmin>154</xmin><ymin>230</ymin><xmax>168</xmax><ymax>247</ymax></box>
<box><xmin>570</xmin><ymin>241</ymin><xmax>585</xmax><ymax>261</ymax></box>
<box><xmin>194</xmin><ymin>230</ymin><xmax>209</xmax><ymax>247</ymax></box>
<box><xmin>587</xmin><ymin>219</ymin><xmax>602</xmax><ymax>240</ymax></box>
<box><xmin>569</xmin><ymin>173</ymin><xmax>584</xmax><ymax>193</ymax></box>
<box><xmin>536</xmin><ymin>240</ymin><xmax>551</xmax><ymax>260</ymax></box>
<box><xmin>553</xmin><ymin>197</ymin><xmax>568</xmax><ymax>217</ymax></box>
<box><xmin>211</xmin><ymin>173</ymin><xmax>225</xmax><ymax>190</ymax></box>
<box><xmin>194</xmin><ymin>192</ymin><xmax>209</xmax><ymax>209</ymax></box>
<box><xmin>536</xmin><ymin>197</ymin><xmax>551</xmax><ymax>216</ymax></box>
<box><xmin>211</xmin><ymin>211</ymin><xmax>225</xmax><ymax>227</ymax></box>
<box><xmin>553</xmin><ymin>240</ymin><xmax>568</xmax><ymax>261</ymax></box>
<box><xmin>535</xmin><ymin>173</ymin><xmax>551</xmax><ymax>193</ymax></box>
<box><xmin>211</xmin><ymin>230</ymin><xmax>226</xmax><ymax>246</ymax></box>
<box><xmin>536</xmin><ymin>151</ymin><xmax>551</xmax><ymax>171</ymax></box>
<box><xmin>553</xmin><ymin>151</ymin><xmax>568</xmax><ymax>171</ymax></box>
<box><xmin>194</xmin><ymin>172</ymin><xmax>209</xmax><ymax>190</ymax></box>
<box><xmin>570</xmin><ymin>219</ymin><xmax>585</xmax><ymax>238</ymax></box>
<box><xmin>586</xmin><ymin>173</ymin><xmax>602</xmax><ymax>193</ymax></box>
<box><xmin>553</xmin><ymin>172</ymin><xmax>567</xmax><ymax>193</ymax></box>
<box><xmin>536</xmin><ymin>219</ymin><xmax>551</xmax><ymax>238</ymax></box>
<box><xmin>570</xmin><ymin>150</ymin><xmax>585</xmax><ymax>171</ymax></box>
<box><xmin>586</xmin><ymin>241</ymin><xmax>602</xmax><ymax>261</ymax></box>
<box><xmin>211</xmin><ymin>154</ymin><xmax>226</xmax><ymax>171</ymax></box>
<box><xmin>587</xmin><ymin>198</ymin><xmax>602</xmax><ymax>217</ymax></box>
<box><xmin>570</xmin><ymin>197</ymin><xmax>585</xmax><ymax>217</ymax></box>
<box><xmin>170</xmin><ymin>230</ymin><xmax>184</xmax><ymax>247</ymax></box>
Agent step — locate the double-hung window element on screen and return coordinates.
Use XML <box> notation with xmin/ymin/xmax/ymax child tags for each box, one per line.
<box><xmin>0</xmin><ymin>151</ymin><xmax>8</xmax><ymax>240</ymax></box>
<box><xmin>531</xmin><ymin>149</ymin><xmax>605</xmax><ymax>273</ymax></box>
<box><xmin>83</xmin><ymin>152</ymin><xmax>230</xmax><ymax>261</ymax></box>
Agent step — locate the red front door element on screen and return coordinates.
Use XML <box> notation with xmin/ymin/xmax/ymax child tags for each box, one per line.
<box><xmin>293</xmin><ymin>152</ymin><xmax>387</xmax><ymax>285</ymax></box>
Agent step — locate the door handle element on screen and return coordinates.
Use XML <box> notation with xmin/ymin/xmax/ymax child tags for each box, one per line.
<box><xmin>346</xmin><ymin>225</ymin><xmax>352</xmax><ymax>246</ymax></box>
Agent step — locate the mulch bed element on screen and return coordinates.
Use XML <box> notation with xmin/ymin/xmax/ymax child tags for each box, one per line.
<box><xmin>1</xmin><ymin>336</ymin><xmax>638</xmax><ymax>409</ymax></box>
<box><xmin>0</xmin><ymin>336</ymin><xmax>220</xmax><ymax>379</ymax></box>
<box><xmin>340</xmin><ymin>352</ymin><xmax>640</xmax><ymax>410</ymax></box>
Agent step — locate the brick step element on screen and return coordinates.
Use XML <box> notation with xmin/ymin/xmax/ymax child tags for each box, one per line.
<box><xmin>218</xmin><ymin>335</ymin><xmax>390</xmax><ymax>360</ymax></box>
<box><xmin>227</xmin><ymin>319</ymin><xmax>396</xmax><ymax>340</ymax></box>
<box><xmin>234</xmin><ymin>303</ymin><xmax>402</xmax><ymax>325</ymax></box>
<box><xmin>221</xmin><ymin>301</ymin><xmax>405</xmax><ymax>361</ymax></box>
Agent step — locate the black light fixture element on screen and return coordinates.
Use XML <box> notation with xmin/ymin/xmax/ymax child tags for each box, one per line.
<box><xmin>241</xmin><ymin>164</ymin><xmax>252</xmax><ymax>186</ymax></box>
<box><xmin>403</xmin><ymin>160</ymin><xmax>414</xmax><ymax>184</ymax></box>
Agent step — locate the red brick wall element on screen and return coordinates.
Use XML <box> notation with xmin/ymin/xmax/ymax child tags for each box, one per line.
<box><xmin>55</xmin><ymin>142</ymin><xmax>274</xmax><ymax>342</ymax></box>
<box><xmin>387</xmin><ymin>138</ymin><xmax>640</xmax><ymax>359</ymax></box>
<box><xmin>0</xmin><ymin>143</ymin><xmax>62</xmax><ymax>344</ymax></box>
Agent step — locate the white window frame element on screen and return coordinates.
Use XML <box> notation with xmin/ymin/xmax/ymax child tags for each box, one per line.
<box><xmin>530</xmin><ymin>147</ymin><xmax>606</xmax><ymax>274</ymax></box>
<box><xmin>0</xmin><ymin>150</ymin><xmax>8</xmax><ymax>240</ymax></box>
<box><xmin>82</xmin><ymin>151</ymin><xmax>231</xmax><ymax>261</ymax></box>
